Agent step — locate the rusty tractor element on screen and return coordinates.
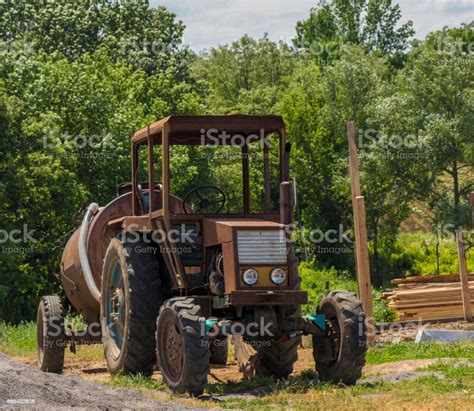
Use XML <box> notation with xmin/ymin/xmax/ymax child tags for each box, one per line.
<box><xmin>37</xmin><ymin>116</ymin><xmax>367</xmax><ymax>395</ymax></box>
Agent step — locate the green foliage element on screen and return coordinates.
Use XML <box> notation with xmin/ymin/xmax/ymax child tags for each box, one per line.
<box><xmin>0</xmin><ymin>3</ymin><xmax>202</xmax><ymax>323</ymax></box>
<box><xmin>192</xmin><ymin>34</ymin><xmax>294</xmax><ymax>114</ymax></box>
<box><xmin>396</xmin><ymin>232</ymin><xmax>474</xmax><ymax>276</ymax></box>
<box><xmin>299</xmin><ymin>262</ymin><xmax>358</xmax><ymax>315</ymax></box>
<box><xmin>0</xmin><ymin>0</ymin><xmax>191</xmax><ymax>76</ymax></box>
<box><xmin>295</xmin><ymin>0</ymin><xmax>415</xmax><ymax>64</ymax></box>
<box><xmin>0</xmin><ymin>322</ymin><xmax>36</xmax><ymax>356</ymax></box>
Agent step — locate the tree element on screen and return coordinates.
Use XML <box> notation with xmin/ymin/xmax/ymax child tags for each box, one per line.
<box><xmin>0</xmin><ymin>0</ymin><xmax>191</xmax><ymax>77</ymax></box>
<box><xmin>278</xmin><ymin>48</ymin><xmax>390</xmax><ymax>273</ymax></box>
<box><xmin>382</xmin><ymin>24</ymin><xmax>474</xmax><ymax>230</ymax></box>
<box><xmin>193</xmin><ymin>35</ymin><xmax>294</xmax><ymax>114</ymax></box>
<box><xmin>295</xmin><ymin>0</ymin><xmax>414</xmax><ymax>64</ymax></box>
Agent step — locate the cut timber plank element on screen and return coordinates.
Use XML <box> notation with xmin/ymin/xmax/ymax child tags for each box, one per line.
<box><xmin>392</xmin><ymin>274</ymin><xmax>474</xmax><ymax>285</ymax></box>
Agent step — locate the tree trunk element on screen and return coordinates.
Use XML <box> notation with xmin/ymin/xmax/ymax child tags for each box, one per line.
<box><xmin>372</xmin><ymin>218</ymin><xmax>380</xmax><ymax>287</ymax></box>
<box><xmin>453</xmin><ymin>161</ymin><xmax>460</xmax><ymax>212</ymax></box>
<box><xmin>452</xmin><ymin>161</ymin><xmax>461</xmax><ymax>227</ymax></box>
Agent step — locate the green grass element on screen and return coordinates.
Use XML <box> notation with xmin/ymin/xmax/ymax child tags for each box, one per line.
<box><xmin>108</xmin><ymin>374</ymin><xmax>167</xmax><ymax>390</ymax></box>
<box><xmin>211</xmin><ymin>352</ymin><xmax>474</xmax><ymax>410</ymax></box>
<box><xmin>0</xmin><ymin>322</ymin><xmax>36</xmax><ymax>356</ymax></box>
<box><xmin>421</xmin><ymin>359</ymin><xmax>474</xmax><ymax>380</ymax></box>
<box><xmin>366</xmin><ymin>342</ymin><xmax>474</xmax><ymax>365</ymax></box>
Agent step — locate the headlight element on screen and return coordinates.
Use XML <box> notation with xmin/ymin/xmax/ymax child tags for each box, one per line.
<box><xmin>242</xmin><ymin>268</ymin><xmax>259</xmax><ymax>285</ymax></box>
<box><xmin>270</xmin><ymin>268</ymin><xmax>287</xmax><ymax>285</ymax></box>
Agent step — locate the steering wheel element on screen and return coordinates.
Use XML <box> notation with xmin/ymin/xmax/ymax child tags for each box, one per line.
<box><xmin>182</xmin><ymin>186</ymin><xmax>226</xmax><ymax>214</ymax></box>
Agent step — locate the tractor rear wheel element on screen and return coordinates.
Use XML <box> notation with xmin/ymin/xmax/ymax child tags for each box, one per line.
<box><xmin>233</xmin><ymin>336</ymin><xmax>300</xmax><ymax>380</ymax></box>
<box><xmin>100</xmin><ymin>236</ymin><xmax>163</xmax><ymax>376</ymax></box>
<box><xmin>156</xmin><ymin>297</ymin><xmax>210</xmax><ymax>396</ymax></box>
<box><xmin>313</xmin><ymin>291</ymin><xmax>367</xmax><ymax>385</ymax></box>
<box><xmin>37</xmin><ymin>295</ymin><xmax>65</xmax><ymax>373</ymax></box>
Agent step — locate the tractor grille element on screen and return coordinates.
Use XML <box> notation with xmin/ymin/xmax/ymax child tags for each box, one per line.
<box><xmin>236</xmin><ymin>230</ymin><xmax>288</xmax><ymax>265</ymax></box>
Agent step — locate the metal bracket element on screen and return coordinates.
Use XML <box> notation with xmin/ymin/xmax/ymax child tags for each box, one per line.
<box><xmin>306</xmin><ymin>314</ymin><xmax>326</xmax><ymax>331</ymax></box>
<box><xmin>204</xmin><ymin>319</ymin><xmax>218</xmax><ymax>334</ymax></box>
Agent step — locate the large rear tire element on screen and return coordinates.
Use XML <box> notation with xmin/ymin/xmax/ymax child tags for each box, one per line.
<box><xmin>156</xmin><ymin>297</ymin><xmax>210</xmax><ymax>396</ymax></box>
<box><xmin>313</xmin><ymin>291</ymin><xmax>367</xmax><ymax>385</ymax></box>
<box><xmin>37</xmin><ymin>296</ymin><xmax>65</xmax><ymax>373</ymax></box>
<box><xmin>100</xmin><ymin>236</ymin><xmax>163</xmax><ymax>376</ymax></box>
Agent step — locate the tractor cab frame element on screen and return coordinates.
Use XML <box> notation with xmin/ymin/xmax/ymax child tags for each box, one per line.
<box><xmin>124</xmin><ymin>115</ymin><xmax>305</xmax><ymax>306</ymax></box>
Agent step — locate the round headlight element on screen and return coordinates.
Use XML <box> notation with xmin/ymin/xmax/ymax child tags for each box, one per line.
<box><xmin>242</xmin><ymin>268</ymin><xmax>259</xmax><ymax>286</ymax></box>
<box><xmin>270</xmin><ymin>268</ymin><xmax>287</xmax><ymax>285</ymax></box>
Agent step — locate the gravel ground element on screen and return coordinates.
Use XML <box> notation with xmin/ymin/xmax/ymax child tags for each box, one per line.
<box><xmin>0</xmin><ymin>353</ymin><xmax>199</xmax><ymax>410</ymax></box>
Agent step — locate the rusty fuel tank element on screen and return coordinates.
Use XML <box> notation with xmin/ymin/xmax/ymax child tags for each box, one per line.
<box><xmin>59</xmin><ymin>189</ymin><xmax>185</xmax><ymax>323</ymax></box>
<box><xmin>60</xmin><ymin>193</ymin><xmax>133</xmax><ymax>323</ymax></box>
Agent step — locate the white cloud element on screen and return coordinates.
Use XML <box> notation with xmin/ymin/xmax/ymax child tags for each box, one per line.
<box><xmin>151</xmin><ymin>0</ymin><xmax>474</xmax><ymax>51</ymax></box>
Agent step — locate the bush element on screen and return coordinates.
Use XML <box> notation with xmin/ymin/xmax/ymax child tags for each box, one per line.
<box><xmin>397</xmin><ymin>232</ymin><xmax>474</xmax><ymax>276</ymax></box>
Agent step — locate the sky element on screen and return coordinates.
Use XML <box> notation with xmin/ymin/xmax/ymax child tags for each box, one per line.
<box><xmin>151</xmin><ymin>0</ymin><xmax>474</xmax><ymax>51</ymax></box>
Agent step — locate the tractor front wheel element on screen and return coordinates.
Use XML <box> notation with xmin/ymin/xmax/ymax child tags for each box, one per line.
<box><xmin>156</xmin><ymin>298</ymin><xmax>210</xmax><ymax>396</ymax></box>
<box><xmin>313</xmin><ymin>291</ymin><xmax>367</xmax><ymax>385</ymax></box>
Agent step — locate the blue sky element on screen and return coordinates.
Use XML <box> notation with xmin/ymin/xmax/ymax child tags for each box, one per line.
<box><xmin>151</xmin><ymin>0</ymin><xmax>474</xmax><ymax>51</ymax></box>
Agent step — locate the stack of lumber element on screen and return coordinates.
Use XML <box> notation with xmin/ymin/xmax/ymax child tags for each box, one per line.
<box><xmin>385</xmin><ymin>274</ymin><xmax>474</xmax><ymax>321</ymax></box>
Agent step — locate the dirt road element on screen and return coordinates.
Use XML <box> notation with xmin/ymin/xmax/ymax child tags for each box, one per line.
<box><xmin>0</xmin><ymin>353</ymin><xmax>198</xmax><ymax>410</ymax></box>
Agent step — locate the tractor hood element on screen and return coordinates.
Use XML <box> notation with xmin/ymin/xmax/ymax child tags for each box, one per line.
<box><xmin>203</xmin><ymin>219</ymin><xmax>286</xmax><ymax>247</ymax></box>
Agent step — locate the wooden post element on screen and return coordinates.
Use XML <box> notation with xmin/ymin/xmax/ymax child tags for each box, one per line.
<box><xmin>347</xmin><ymin>122</ymin><xmax>362</xmax><ymax>201</ymax></box>
<box><xmin>456</xmin><ymin>229</ymin><xmax>473</xmax><ymax>322</ymax></box>
<box><xmin>347</xmin><ymin>122</ymin><xmax>374</xmax><ymax>337</ymax></box>
<box><xmin>354</xmin><ymin>196</ymin><xmax>374</xmax><ymax>320</ymax></box>
<box><xmin>470</xmin><ymin>192</ymin><xmax>474</xmax><ymax>228</ymax></box>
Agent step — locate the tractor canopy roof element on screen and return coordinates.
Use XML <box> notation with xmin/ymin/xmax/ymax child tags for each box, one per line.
<box><xmin>132</xmin><ymin>115</ymin><xmax>285</xmax><ymax>145</ymax></box>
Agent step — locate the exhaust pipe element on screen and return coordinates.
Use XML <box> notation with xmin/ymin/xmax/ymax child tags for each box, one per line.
<box><xmin>79</xmin><ymin>203</ymin><xmax>100</xmax><ymax>302</ymax></box>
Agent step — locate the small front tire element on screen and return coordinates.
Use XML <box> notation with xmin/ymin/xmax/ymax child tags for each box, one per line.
<box><xmin>156</xmin><ymin>298</ymin><xmax>210</xmax><ymax>396</ymax></box>
<box><xmin>313</xmin><ymin>291</ymin><xmax>367</xmax><ymax>385</ymax></box>
<box><xmin>37</xmin><ymin>296</ymin><xmax>65</xmax><ymax>373</ymax></box>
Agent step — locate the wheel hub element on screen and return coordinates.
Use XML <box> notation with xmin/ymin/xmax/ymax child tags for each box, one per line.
<box><xmin>163</xmin><ymin>322</ymin><xmax>184</xmax><ymax>379</ymax></box>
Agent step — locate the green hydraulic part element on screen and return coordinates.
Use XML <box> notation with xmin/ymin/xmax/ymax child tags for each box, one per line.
<box><xmin>306</xmin><ymin>313</ymin><xmax>326</xmax><ymax>331</ymax></box>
